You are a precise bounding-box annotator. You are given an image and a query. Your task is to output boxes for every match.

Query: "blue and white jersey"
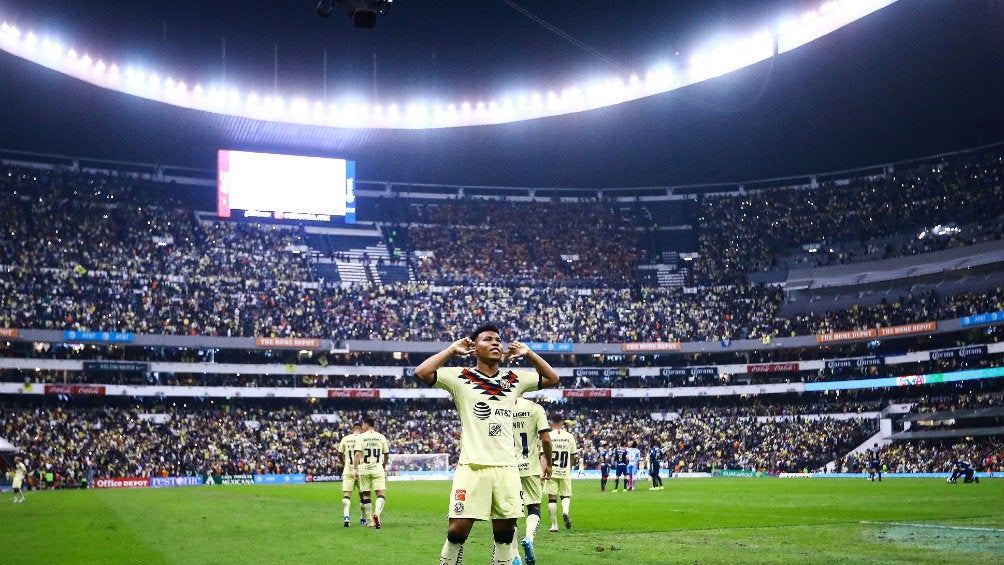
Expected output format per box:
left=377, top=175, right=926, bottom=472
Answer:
left=626, top=447, right=642, bottom=468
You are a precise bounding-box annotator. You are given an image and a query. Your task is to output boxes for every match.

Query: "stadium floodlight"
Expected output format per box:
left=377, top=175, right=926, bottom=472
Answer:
left=405, top=103, right=428, bottom=124
left=776, top=0, right=895, bottom=54
left=0, top=0, right=899, bottom=128
left=246, top=92, right=260, bottom=113
left=311, top=100, right=325, bottom=119
left=41, top=38, right=61, bottom=58
left=290, top=98, right=310, bottom=120
left=646, top=66, right=674, bottom=93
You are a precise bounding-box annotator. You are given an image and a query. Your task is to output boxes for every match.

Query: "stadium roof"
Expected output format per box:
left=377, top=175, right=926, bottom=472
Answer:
left=0, top=0, right=1002, bottom=188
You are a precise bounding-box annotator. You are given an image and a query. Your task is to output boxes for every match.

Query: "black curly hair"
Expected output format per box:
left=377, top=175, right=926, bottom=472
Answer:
left=470, top=323, right=501, bottom=342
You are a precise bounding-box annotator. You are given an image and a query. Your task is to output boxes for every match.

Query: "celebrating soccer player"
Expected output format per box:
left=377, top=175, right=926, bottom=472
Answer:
left=414, top=324, right=560, bottom=565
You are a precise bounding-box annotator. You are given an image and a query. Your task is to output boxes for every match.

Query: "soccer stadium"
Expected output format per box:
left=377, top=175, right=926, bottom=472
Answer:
left=0, top=1, right=1002, bottom=564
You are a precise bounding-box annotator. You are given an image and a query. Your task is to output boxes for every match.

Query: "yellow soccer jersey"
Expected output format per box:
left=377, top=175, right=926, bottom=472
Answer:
left=512, top=397, right=549, bottom=477
left=549, top=429, right=578, bottom=479
left=13, top=461, right=26, bottom=486
left=338, top=433, right=359, bottom=470
left=434, top=366, right=541, bottom=467
left=355, top=430, right=390, bottom=474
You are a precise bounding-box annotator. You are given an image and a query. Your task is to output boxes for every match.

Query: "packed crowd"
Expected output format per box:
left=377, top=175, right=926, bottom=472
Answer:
left=571, top=406, right=878, bottom=474
left=0, top=169, right=321, bottom=337
left=911, top=391, right=1004, bottom=412
left=0, top=403, right=458, bottom=484
left=1, top=148, right=1002, bottom=347
left=4, top=397, right=999, bottom=489
left=875, top=437, right=1001, bottom=474
left=2, top=257, right=1001, bottom=344
left=691, top=148, right=1004, bottom=285
left=406, top=200, right=645, bottom=284
left=770, top=218, right=1004, bottom=272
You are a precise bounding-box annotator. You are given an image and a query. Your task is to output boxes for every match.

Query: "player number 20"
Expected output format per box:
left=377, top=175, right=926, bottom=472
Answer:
left=551, top=450, right=569, bottom=468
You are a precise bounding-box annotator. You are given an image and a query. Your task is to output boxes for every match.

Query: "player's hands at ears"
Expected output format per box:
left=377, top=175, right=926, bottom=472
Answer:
left=506, top=340, right=531, bottom=360
left=450, top=337, right=475, bottom=357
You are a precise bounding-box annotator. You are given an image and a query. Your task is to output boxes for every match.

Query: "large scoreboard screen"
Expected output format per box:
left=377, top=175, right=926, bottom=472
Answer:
left=217, top=150, right=355, bottom=223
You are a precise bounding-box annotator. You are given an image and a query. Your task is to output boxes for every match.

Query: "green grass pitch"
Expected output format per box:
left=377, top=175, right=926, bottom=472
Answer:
left=2, top=478, right=1001, bottom=565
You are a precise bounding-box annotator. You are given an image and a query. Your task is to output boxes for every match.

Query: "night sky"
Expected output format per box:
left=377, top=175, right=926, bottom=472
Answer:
left=0, top=0, right=1001, bottom=188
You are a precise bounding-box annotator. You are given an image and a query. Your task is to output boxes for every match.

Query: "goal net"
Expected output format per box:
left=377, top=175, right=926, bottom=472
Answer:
left=387, top=453, right=451, bottom=474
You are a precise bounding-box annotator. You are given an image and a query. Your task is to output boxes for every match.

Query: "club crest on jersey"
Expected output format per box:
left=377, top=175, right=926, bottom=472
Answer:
left=453, top=502, right=465, bottom=514
left=489, top=423, right=502, bottom=436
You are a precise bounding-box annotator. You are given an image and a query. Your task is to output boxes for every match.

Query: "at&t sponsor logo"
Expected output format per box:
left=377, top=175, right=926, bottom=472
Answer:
left=473, top=401, right=491, bottom=420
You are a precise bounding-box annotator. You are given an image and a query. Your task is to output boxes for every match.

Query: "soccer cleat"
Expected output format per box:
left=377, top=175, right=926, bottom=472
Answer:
left=513, top=556, right=522, bottom=565
left=563, top=514, right=572, bottom=529
left=372, top=514, right=381, bottom=529
left=549, top=526, right=559, bottom=532
left=344, top=515, right=351, bottom=527
left=521, top=537, right=536, bottom=565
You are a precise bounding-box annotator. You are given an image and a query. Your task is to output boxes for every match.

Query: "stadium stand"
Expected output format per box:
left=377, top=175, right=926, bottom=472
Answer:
left=1, top=144, right=1002, bottom=485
